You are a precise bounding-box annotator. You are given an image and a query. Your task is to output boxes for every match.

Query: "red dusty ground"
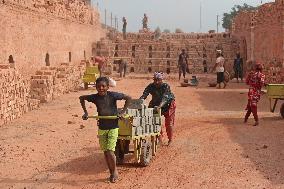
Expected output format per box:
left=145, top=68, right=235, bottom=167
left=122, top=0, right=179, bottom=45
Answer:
left=0, top=75, right=284, bottom=189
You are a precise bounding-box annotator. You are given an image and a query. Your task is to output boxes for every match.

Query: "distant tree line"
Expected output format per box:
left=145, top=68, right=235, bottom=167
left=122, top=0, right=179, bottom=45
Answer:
left=222, top=3, right=257, bottom=30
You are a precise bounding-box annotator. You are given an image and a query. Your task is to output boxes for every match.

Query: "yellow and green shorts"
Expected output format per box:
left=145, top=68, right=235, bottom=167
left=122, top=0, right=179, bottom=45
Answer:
left=98, top=128, right=119, bottom=152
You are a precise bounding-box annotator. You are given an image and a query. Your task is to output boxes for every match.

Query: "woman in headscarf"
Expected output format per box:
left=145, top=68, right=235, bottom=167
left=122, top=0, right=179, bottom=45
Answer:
left=244, top=62, right=265, bottom=126
left=140, top=72, right=176, bottom=145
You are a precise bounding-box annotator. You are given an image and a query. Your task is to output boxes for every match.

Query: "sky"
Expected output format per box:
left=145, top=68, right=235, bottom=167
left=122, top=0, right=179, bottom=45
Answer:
left=92, top=0, right=274, bottom=33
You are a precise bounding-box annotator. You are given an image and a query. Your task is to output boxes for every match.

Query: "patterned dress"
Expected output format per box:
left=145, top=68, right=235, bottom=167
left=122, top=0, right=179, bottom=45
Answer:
left=246, top=71, right=265, bottom=107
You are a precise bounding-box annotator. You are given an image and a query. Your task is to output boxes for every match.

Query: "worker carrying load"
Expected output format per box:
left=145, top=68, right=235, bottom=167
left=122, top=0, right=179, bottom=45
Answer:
left=94, top=56, right=107, bottom=77
left=140, top=72, right=176, bottom=146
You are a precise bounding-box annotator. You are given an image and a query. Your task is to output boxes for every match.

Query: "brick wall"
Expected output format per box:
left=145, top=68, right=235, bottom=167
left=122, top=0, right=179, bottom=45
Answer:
left=94, top=32, right=239, bottom=75
left=0, top=0, right=104, bottom=78
left=232, top=0, right=284, bottom=83
left=0, top=64, right=40, bottom=126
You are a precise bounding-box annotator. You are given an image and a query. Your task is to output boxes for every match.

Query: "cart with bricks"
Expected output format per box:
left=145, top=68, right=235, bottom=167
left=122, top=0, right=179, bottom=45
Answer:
left=89, top=99, right=161, bottom=166
left=82, top=66, right=100, bottom=89
left=267, top=84, right=284, bottom=118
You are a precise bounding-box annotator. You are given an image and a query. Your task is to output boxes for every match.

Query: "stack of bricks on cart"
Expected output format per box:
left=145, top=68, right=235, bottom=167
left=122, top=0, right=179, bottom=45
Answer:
left=30, top=63, right=85, bottom=103
left=0, top=64, right=40, bottom=126
left=121, top=99, right=161, bottom=136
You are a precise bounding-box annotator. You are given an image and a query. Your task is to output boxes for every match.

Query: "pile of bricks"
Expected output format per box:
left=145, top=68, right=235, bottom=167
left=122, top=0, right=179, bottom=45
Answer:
left=95, top=32, right=239, bottom=75
left=264, top=65, right=284, bottom=84
left=119, top=99, right=161, bottom=136
left=0, top=64, right=40, bottom=126
left=30, top=63, right=85, bottom=103
left=232, top=0, right=284, bottom=84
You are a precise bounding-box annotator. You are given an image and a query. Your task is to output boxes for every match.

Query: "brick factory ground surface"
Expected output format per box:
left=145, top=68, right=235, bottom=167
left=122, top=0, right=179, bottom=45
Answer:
left=0, top=75, right=283, bottom=189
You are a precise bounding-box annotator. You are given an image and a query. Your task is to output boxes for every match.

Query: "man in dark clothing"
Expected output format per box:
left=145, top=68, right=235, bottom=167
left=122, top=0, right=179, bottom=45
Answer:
left=202, top=54, right=208, bottom=73
left=8, top=55, right=14, bottom=64
left=79, top=77, right=131, bottom=183
left=142, top=13, right=148, bottom=29
left=140, top=72, right=176, bottom=146
left=122, top=17, right=127, bottom=40
left=118, top=59, right=127, bottom=78
left=178, top=49, right=189, bottom=80
left=234, top=53, right=244, bottom=82
left=45, top=52, right=50, bottom=66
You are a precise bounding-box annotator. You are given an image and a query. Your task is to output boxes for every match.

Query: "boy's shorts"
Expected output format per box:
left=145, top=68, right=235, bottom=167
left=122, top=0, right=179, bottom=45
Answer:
left=98, top=128, right=119, bottom=152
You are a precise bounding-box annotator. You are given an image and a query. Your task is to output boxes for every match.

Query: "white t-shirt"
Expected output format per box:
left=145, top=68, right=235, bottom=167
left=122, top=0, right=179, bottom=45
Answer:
left=216, top=57, right=225, bottom=72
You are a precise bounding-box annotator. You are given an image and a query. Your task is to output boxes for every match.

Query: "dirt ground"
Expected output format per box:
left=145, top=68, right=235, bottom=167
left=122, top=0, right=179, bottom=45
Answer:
left=0, top=74, right=284, bottom=189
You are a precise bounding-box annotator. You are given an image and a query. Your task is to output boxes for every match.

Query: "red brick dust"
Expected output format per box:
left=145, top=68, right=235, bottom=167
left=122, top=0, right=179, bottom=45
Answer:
left=0, top=75, right=284, bottom=189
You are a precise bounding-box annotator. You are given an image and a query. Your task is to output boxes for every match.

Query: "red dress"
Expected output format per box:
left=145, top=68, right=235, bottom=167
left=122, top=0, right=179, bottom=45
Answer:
left=246, top=71, right=265, bottom=107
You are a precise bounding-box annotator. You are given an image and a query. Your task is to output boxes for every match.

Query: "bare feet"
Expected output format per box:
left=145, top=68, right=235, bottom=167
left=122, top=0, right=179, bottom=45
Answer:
left=168, top=140, right=172, bottom=146
left=109, top=173, right=119, bottom=183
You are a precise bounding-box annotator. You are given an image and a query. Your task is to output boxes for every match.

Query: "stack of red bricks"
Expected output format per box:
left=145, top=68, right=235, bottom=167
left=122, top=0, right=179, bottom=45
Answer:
left=30, top=63, right=85, bottom=103
left=0, top=64, right=40, bottom=126
left=96, top=32, right=238, bottom=75
left=264, top=65, right=284, bottom=84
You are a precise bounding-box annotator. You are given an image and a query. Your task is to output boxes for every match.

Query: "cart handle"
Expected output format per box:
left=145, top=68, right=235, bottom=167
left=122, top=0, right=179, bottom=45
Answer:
left=88, top=114, right=130, bottom=120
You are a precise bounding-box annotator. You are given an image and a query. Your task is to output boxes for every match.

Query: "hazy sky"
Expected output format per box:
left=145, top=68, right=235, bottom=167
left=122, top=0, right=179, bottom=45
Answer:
left=93, top=0, right=274, bottom=33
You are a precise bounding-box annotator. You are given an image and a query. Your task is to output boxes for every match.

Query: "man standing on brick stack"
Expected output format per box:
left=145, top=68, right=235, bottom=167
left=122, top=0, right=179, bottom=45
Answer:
left=122, top=17, right=127, bottom=40
left=178, top=49, right=189, bottom=80
left=142, top=13, right=148, bottom=30
left=244, top=63, right=265, bottom=126
left=140, top=72, right=176, bottom=146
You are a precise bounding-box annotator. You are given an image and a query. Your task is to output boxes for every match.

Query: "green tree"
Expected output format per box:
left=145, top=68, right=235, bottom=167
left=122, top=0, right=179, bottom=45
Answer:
left=222, top=3, right=256, bottom=30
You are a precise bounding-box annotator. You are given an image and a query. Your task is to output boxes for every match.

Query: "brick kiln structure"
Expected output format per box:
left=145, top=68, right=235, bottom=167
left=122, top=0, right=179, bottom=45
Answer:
left=0, top=0, right=104, bottom=78
left=94, top=32, right=240, bottom=75
left=0, top=0, right=103, bottom=126
left=232, top=0, right=284, bottom=83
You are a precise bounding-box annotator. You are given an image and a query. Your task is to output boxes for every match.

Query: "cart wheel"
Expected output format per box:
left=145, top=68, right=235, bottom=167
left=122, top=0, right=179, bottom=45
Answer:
left=84, top=82, right=88, bottom=90
left=280, top=103, right=284, bottom=119
left=151, top=136, right=158, bottom=156
left=134, top=139, right=141, bottom=164
left=140, top=139, right=152, bottom=167
left=115, top=139, right=125, bottom=164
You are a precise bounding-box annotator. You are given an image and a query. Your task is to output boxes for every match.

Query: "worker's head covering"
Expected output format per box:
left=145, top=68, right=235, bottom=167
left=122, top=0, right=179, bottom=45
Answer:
left=153, top=72, right=164, bottom=80
left=255, top=62, right=263, bottom=71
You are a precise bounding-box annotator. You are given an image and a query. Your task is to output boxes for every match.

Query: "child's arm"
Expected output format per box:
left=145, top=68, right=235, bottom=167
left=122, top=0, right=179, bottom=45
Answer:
left=79, top=95, right=92, bottom=120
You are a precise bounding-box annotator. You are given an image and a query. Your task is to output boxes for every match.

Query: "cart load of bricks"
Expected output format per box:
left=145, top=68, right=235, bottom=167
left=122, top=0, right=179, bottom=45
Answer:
left=0, top=64, right=40, bottom=126
left=118, top=99, right=161, bottom=137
